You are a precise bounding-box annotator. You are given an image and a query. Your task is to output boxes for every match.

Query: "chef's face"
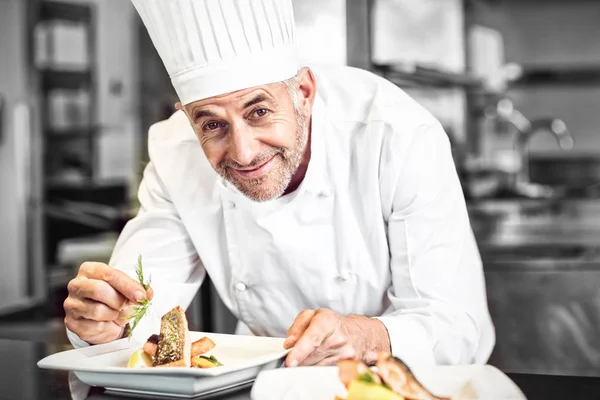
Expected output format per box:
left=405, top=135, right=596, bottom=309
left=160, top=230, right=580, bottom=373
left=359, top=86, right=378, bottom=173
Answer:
left=180, top=68, right=316, bottom=202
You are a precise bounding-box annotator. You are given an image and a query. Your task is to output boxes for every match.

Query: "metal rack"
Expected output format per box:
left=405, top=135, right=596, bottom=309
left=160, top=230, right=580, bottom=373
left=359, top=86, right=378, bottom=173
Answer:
left=38, top=1, right=97, bottom=189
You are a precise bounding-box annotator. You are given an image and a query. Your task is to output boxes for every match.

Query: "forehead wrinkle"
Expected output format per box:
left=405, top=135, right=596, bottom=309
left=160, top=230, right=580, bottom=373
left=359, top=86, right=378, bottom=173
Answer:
left=189, top=84, right=286, bottom=122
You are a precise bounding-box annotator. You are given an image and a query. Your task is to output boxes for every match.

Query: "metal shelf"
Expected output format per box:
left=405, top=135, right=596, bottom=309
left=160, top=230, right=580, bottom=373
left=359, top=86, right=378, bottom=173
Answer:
left=45, top=179, right=125, bottom=191
left=510, top=65, right=600, bottom=87
left=373, top=63, right=484, bottom=89
left=40, top=1, right=92, bottom=24
left=42, top=69, right=92, bottom=91
left=46, top=126, right=98, bottom=139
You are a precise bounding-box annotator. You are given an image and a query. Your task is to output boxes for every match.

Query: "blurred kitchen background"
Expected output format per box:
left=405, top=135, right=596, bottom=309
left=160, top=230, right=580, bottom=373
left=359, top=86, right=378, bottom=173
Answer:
left=1, top=0, right=599, bottom=379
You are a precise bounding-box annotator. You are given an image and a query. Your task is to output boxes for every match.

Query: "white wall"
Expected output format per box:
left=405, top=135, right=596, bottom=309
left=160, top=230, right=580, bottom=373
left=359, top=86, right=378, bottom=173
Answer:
left=372, top=0, right=465, bottom=72
left=494, top=1, right=600, bottom=66
left=293, top=0, right=347, bottom=66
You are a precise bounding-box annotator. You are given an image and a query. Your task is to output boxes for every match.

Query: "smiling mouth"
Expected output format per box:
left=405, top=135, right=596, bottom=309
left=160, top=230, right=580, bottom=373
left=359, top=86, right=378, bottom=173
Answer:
left=232, top=156, right=277, bottom=180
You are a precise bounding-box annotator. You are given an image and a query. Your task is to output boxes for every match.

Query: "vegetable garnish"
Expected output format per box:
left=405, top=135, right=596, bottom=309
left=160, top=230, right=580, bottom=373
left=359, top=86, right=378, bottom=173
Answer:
left=199, top=355, right=223, bottom=366
left=127, top=255, right=152, bottom=338
left=357, top=373, right=378, bottom=384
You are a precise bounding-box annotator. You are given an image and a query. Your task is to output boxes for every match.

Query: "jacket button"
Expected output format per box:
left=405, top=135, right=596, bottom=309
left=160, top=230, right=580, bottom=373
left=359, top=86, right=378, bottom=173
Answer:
left=235, top=282, right=247, bottom=292
left=229, top=201, right=237, bottom=209
left=340, top=270, right=354, bottom=281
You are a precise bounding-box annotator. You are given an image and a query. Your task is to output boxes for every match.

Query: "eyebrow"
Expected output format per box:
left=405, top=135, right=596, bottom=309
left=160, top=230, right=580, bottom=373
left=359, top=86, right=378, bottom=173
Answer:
left=191, top=93, right=273, bottom=124
left=191, top=109, right=218, bottom=124
left=242, top=93, right=272, bottom=109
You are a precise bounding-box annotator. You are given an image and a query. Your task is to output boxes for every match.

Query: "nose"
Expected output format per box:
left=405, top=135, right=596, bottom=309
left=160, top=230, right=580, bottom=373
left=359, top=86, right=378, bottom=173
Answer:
left=227, top=123, right=257, bottom=166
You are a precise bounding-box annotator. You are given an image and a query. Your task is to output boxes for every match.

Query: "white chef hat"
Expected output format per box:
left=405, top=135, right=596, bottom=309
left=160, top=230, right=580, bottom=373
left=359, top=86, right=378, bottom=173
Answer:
left=131, top=0, right=299, bottom=105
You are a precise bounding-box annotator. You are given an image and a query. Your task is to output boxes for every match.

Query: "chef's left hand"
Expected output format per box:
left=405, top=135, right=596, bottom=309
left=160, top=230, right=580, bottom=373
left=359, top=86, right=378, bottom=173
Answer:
left=283, top=308, right=391, bottom=367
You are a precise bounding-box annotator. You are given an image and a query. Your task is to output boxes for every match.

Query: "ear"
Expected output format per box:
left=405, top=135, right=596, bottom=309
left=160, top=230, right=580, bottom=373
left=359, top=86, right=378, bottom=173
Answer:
left=175, top=101, right=192, bottom=122
left=295, top=67, right=317, bottom=119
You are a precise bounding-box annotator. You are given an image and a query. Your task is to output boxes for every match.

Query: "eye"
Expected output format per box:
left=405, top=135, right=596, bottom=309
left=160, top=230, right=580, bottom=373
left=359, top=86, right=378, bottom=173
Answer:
left=203, top=121, right=221, bottom=131
left=251, top=108, right=269, bottom=118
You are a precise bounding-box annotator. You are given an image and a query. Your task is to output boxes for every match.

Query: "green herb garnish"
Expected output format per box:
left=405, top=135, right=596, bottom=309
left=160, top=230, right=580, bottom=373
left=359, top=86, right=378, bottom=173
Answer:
left=199, top=355, right=223, bottom=366
left=135, top=254, right=151, bottom=290
left=357, top=372, right=377, bottom=384
left=127, top=255, right=152, bottom=338
left=356, top=372, right=393, bottom=391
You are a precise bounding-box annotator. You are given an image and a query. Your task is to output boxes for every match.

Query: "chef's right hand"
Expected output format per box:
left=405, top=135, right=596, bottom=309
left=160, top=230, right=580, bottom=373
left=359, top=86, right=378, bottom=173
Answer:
left=63, top=262, right=154, bottom=345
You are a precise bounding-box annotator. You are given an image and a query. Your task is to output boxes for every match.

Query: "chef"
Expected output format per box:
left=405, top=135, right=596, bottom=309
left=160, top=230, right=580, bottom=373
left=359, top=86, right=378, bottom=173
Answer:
left=64, top=0, right=495, bottom=368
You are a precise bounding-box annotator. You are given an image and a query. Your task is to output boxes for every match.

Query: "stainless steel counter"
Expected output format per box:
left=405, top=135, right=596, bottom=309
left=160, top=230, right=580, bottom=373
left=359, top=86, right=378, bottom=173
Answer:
left=469, top=198, right=600, bottom=377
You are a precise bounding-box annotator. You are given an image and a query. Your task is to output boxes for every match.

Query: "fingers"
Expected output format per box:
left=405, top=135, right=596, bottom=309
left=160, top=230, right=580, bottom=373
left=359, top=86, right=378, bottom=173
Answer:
left=64, top=297, right=120, bottom=322
left=78, top=262, right=149, bottom=303
left=64, top=261, right=153, bottom=345
left=64, top=317, right=123, bottom=345
left=311, top=345, right=359, bottom=366
left=117, top=304, right=138, bottom=326
left=286, top=309, right=334, bottom=367
left=314, top=356, right=340, bottom=367
left=284, top=309, right=316, bottom=349
left=297, top=334, right=356, bottom=366
left=68, top=278, right=128, bottom=311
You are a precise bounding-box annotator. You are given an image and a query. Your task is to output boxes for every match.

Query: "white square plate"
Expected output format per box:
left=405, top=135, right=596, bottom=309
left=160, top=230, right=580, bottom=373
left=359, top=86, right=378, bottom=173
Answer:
left=37, top=332, right=289, bottom=398
left=251, top=364, right=527, bottom=400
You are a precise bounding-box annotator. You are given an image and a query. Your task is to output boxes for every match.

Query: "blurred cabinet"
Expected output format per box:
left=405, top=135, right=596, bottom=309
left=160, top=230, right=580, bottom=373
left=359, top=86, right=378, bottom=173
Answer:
left=486, top=267, right=600, bottom=376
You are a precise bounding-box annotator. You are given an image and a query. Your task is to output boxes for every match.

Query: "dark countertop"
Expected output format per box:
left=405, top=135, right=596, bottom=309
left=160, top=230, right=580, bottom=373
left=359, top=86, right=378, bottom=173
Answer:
left=1, top=336, right=600, bottom=400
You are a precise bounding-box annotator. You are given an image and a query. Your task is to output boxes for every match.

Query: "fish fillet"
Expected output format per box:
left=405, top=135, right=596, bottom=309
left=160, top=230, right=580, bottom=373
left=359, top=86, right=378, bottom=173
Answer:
left=153, top=306, right=191, bottom=367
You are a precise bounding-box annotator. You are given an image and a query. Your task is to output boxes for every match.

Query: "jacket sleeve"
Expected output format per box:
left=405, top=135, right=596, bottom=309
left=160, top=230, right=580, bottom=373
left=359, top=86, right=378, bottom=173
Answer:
left=67, top=160, right=205, bottom=348
left=374, top=121, right=494, bottom=367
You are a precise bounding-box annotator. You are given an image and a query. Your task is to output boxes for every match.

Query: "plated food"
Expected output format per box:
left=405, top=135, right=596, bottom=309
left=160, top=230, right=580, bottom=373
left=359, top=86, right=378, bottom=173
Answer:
left=127, top=305, right=223, bottom=369
left=336, top=353, right=448, bottom=400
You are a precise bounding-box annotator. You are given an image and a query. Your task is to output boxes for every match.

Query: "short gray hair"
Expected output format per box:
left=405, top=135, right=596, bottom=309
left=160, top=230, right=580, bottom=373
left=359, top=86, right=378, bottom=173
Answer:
left=283, top=75, right=301, bottom=114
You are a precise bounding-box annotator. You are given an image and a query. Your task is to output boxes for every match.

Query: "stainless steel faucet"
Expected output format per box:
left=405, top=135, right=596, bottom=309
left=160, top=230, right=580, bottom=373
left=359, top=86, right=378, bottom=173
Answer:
left=515, top=117, right=574, bottom=184
left=490, top=98, right=574, bottom=197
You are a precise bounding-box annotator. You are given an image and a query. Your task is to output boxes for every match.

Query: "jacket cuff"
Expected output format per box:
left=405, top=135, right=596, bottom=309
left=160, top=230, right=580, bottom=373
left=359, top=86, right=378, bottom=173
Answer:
left=66, top=324, right=130, bottom=349
left=374, top=315, right=436, bottom=368
left=66, top=327, right=91, bottom=349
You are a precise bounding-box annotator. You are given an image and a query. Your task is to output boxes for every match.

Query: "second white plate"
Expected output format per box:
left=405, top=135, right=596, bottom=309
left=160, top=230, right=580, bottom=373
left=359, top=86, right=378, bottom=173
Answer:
left=251, top=364, right=527, bottom=400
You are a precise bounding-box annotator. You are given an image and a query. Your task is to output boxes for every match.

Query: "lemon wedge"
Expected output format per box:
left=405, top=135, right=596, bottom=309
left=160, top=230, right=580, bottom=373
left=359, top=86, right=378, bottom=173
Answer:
left=346, top=380, right=403, bottom=400
left=127, top=348, right=153, bottom=368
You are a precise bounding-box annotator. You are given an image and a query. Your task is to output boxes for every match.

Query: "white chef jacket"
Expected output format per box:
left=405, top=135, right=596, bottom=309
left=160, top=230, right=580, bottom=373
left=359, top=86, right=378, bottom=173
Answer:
left=67, top=65, right=495, bottom=367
